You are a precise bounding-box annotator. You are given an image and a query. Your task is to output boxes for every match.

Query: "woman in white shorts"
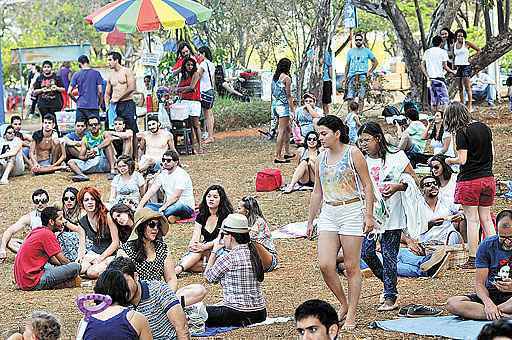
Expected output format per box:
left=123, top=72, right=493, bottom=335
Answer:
left=307, top=115, right=375, bottom=330
left=175, top=57, right=203, bottom=154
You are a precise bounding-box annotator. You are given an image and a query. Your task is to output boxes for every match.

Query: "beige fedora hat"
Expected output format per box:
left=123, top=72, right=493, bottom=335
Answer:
left=128, top=208, right=169, bottom=242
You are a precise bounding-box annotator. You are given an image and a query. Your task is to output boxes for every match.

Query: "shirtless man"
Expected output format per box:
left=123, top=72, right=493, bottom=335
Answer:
left=29, top=114, right=66, bottom=175
left=104, top=51, right=138, bottom=134
left=0, top=189, right=86, bottom=263
left=138, top=115, right=176, bottom=173
left=110, top=116, right=134, bottom=158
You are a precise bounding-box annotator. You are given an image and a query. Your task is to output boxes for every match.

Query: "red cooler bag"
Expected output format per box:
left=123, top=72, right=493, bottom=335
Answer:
left=256, top=168, right=283, bottom=192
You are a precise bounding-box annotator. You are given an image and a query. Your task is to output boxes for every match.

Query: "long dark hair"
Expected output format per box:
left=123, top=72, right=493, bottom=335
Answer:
left=317, top=115, right=350, bottom=145
left=131, top=218, right=165, bottom=263
left=273, top=58, right=291, bottom=81
left=357, top=121, right=395, bottom=161
left=440, top=27, right=455, bottom=45
left=302, top=130, right=321, bottom=149
left=62, top=187, right=80, bottom=223
left=196, top=185, right=233, bottom=230
left=240, top=196, right=266, bottom=228
left=428, top=154, right=453, bottom=181
left=94, top=270, right=131, bottom=306
left=177, top=41, right=194, bottom=59
left=181, top=57, right=197, bottom=79
left=109, top=203, right=134, bottom=243
left=229, top=231, right=264, bottom=282
left=429, top=115, right=445, bottom=142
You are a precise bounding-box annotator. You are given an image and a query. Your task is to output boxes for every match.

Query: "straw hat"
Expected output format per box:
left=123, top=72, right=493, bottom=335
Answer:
left=128, top=208, right=169, bottom=242
left=221, top=213, right=249, bottom=234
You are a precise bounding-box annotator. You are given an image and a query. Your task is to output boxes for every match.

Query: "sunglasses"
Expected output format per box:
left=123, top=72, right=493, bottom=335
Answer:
left=63, top=196, right=76, bottom=202
left=33, top=198, right=49, bottom=205
left=430, top=165, right=441, bottom=170
left=161, top=158, right=174, bottom=163
left=422, top=181, right=438, bottom=188
left=146, top=220, right=161, bottom=229
left=5, top=130, right=14, bottom=135
left=499, top=235, right=512, bottom=242
left=355, top=39, right=363, bottom=42
left=89, top=123, right=99, bottom=127
left=307, top=137, right=318, bottom=142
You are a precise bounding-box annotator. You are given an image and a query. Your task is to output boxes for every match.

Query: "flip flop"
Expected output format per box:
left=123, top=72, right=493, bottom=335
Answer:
left=274, top=159, right=290, bottom=164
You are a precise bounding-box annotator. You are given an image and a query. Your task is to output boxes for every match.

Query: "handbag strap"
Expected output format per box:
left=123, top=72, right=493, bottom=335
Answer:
left=444, top=229, right=466, bottom=251
left=347, top=146, right=364, bottom=203
left=206, top=61, right=214, bottom=91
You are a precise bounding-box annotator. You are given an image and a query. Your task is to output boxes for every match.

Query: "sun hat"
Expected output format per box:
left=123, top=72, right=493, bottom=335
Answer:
left=128, top=208, right=169, bottom=241
left=221, top=213, right=249, bottom=234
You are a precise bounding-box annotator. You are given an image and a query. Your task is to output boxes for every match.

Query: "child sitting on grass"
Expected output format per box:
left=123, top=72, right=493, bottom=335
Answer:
left=6, top=311, right=61, bottom=340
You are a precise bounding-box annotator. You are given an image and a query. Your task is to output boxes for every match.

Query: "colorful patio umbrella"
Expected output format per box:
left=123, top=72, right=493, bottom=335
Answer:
left=85, top=0, right=212, bottom=33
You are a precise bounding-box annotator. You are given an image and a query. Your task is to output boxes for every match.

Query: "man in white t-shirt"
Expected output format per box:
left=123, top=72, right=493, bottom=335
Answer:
left=471, top=69, right=496, bottom=106
left=139, top=150, right=195, bottom=222
left=421, top=35, right=456, bottom=112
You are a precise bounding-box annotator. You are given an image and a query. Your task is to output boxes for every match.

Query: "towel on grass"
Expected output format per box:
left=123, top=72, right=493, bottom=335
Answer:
left=271, top=221, right=317, bottom=239
left=371, top=315, right=491, bottom=340
left=192, top=316, right=293, bottom=337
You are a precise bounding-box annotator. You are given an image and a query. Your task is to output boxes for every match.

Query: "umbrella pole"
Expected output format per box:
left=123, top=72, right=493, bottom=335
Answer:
left=148, top=32, right=152, bottom=53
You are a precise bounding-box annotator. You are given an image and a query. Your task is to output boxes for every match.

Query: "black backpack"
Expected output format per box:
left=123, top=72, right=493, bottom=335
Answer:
left=382, top=105, right=400, bottom=118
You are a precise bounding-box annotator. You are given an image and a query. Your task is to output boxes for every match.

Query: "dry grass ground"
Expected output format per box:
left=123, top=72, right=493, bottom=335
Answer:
left=0, top=107, right=510, bottom=339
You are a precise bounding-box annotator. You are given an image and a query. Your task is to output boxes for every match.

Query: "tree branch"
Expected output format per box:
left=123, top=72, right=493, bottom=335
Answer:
left=352, top=0, right=387, bottom=18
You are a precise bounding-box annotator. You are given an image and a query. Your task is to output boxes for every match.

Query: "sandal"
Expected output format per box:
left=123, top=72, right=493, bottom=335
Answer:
left=341, top=323, right=357, bottom=331
left=284, top=154, right=296, bottom=159
left=274, top=158, right=290, bottom=164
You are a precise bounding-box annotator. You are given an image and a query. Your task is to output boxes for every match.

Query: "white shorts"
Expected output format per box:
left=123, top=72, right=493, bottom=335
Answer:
left=317, top=200, right=365, bottom=236
left=182, top=100, right=201, bottom=117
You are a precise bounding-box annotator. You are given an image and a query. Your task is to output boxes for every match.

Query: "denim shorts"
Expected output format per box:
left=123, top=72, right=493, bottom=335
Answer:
left=74, top=155, right=110, bottom=174
left=456, top=65, right=472, bottom=78
left=346, top=74, right=367, bottom=99
left=272, top=104, right=290, bottom=118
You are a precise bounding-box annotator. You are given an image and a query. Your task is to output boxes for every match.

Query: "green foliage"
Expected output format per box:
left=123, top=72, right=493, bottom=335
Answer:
left=214, top=97, right=270, bottom=131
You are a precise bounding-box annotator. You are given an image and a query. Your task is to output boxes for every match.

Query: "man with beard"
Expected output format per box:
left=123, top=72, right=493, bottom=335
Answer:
left=13, top=206, right=81, bottom=290
left=447, top=210, right=512, bottom=321
left=32, top=60, right=65, bottom=134
left=343, top=32, right=378, bottom=113
left=138, top=115, right=176, bottom=174
left=29, top=114, right=67, bottom=175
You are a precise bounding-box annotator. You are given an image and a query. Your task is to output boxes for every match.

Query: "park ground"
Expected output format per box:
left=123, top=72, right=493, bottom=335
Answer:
left=0, top=105, right=511, bottom=339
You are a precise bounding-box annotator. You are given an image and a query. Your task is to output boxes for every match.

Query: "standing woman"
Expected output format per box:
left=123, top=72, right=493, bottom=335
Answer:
left=453, top=28, right=480, bottom=112
left=78, top=186, right=120, bottom=279
left=272, top=58, right=295, bottom=163
left=307, top=115, right=375, bottom=329
left=439, top=28, right=455, bottom=69
left=198, top=46, right=216, bottom=144
left=357, top=122, right=417, bottom=312
left=175, top=57, right=203, bottom=154
left=175, top=185, right=233, bottom=275
left=444, top=102, right=495, bottom=268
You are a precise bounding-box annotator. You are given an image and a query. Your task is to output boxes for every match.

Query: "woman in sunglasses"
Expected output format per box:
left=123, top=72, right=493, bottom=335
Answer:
left=429, top=155, right=457, bottom=206
left=238, top=196, right=278, bottom=272
left=57, top=187, right=86, bottom=262
left=109, top=155, right=146, bottom=209
left=294, top=93, right=324, bottom=140
left=0, top=124, right=24, bottom=184
left=284, top=130, right=321, bottom=193
left=78, top=186, right=119, bottom=279
left=175, top=185, right=233, bottom=275
left=204, top=213, right=267, bottom=327
left=119, top=208, right=206, bottom=307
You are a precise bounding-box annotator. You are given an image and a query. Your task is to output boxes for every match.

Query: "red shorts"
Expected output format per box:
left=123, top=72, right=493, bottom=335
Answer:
left=454, top=176, right=496, bottom=207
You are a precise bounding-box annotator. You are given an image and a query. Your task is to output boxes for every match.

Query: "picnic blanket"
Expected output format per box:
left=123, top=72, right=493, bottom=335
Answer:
left=371, top=315, right=491, bottom=340
left=192, top=316, right=293, bottom=337
left=271, top=221, right=317, bottom=239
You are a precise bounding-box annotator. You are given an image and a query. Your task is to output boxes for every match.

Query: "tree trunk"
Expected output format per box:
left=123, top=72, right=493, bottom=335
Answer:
left=307, top=0, right=331, bottom=100
left=414, top=0, right=427, bottom=50
left=470, top=30, right=512, bottom=73
left=483, top=7, right=493, bottom=42
left=497, top=0, right=506, bottom=33
left=425, top=0, right=463, bottom=46
left=474, top=1, right=481, bottom=27
left=506, top=0, right=510, bottom=29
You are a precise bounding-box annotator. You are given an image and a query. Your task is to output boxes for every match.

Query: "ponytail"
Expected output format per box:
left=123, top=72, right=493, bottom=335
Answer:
left=230, top=232, right=265, bottom=282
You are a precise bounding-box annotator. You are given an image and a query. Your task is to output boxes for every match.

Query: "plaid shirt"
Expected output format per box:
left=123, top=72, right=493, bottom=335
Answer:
left=205, top=244, right=266, bottom=311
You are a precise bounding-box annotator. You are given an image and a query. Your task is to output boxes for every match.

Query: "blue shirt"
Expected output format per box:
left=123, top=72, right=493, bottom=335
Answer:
left=65, top=131, right=82, bottom=142
left=323, top=51, right=333, bottom=81
left=345, top=112, right=358, bottom=144
left=346, top=48, right=375, bottom=77
left=475, top=235, right=512, bottom=291
left=70, top=69, right=103, bottom=109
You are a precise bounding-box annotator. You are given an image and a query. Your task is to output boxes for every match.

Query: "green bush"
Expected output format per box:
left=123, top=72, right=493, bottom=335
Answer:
left=213, top=97, right=270, bottom=131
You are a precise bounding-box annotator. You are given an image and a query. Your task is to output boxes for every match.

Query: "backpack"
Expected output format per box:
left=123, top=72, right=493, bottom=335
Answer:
left=382, top=105, right=400, bottom=118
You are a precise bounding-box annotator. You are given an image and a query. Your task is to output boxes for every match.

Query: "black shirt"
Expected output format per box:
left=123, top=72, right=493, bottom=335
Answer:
left=33, top=73, right=64, bottom=109
left=456, top=121, right=493, bottom=181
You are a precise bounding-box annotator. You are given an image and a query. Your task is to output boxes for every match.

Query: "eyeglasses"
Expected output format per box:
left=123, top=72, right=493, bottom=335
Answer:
left=63, top=196, right=76, bottom=202
left=307, top=137, right=318, bottom=142
left=5, top=130, right=14, bottom=135
left=146, top=220, right=161, bottom=229
left=33, top=198, right=49, bottom=205
left=421, top=181, right=438, bottom=188
left=161, top=158, right=174, bottom=163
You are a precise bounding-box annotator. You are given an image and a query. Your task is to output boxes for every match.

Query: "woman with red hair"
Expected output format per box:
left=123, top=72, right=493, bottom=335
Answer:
left=78, top=186, right=119, bottom=279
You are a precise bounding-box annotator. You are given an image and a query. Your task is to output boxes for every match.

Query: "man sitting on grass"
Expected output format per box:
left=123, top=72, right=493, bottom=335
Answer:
left=138, top=115, right=176, bottom=174
left=61, top=118, right=87, bottom=160
left=139, top=150, right=194, bottom=223
left=13, top=206, right=81, bottom=291
left=29, top=114, right=67, bottom=175
left=447, top=210, right=512, bottom=320
left=295, top=299, right=339, bottom=340
left=110, top=116, right=134, bottom=158
left=68, top=116, right=116, bottom=182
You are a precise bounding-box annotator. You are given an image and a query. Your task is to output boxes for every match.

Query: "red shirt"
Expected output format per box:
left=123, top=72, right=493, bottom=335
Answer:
left=14, top=227, right=61, bottom=290
left=178, top=75, right=201, bottom=101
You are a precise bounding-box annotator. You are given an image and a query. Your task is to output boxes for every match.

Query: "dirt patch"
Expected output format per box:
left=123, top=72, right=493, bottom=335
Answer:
left=0, top=104, right=510, bottom=339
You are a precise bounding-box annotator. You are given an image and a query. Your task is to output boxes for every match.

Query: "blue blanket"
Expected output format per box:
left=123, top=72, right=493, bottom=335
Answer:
left=372, top=316, right=491, bottom=340
left=193, top=326, right=238, bottom=337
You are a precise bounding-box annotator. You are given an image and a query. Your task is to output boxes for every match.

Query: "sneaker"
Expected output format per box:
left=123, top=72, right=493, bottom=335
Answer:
left=406, top=305, right=442, bottom=318
left=420, top=248, right=447, bottom=272
left=428, top=253, right=450, bottom=278
left=379, top=293, right=399, bottom=304
left=398, top=304, right=419, bottom=317
left=378, top=298, right=399, bottom=311
left=72, top=174, right=90, bottom=182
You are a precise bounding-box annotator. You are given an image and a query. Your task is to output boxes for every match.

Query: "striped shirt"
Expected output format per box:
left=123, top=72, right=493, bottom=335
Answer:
left=133, top=280, right=180, bottom=340
left=204, top=244, right=266, bottom=312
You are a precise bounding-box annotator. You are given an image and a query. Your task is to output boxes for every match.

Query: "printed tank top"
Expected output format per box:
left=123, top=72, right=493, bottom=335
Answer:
left=319, top=147, right=359, bottom=203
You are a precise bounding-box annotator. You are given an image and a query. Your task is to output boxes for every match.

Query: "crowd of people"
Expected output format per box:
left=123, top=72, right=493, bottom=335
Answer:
left=0, top=30, right=510, bottom=339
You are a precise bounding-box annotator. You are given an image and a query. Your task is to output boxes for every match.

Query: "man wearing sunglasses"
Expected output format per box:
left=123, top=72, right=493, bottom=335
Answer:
left=0, top=189, right=49, bottom=262
left=343, top=32, right=378, bottom=113
left=68, top=116, right=116, bottom=182
left=139, top=150, right=195, bottom=223
left=138, top=115, right=176, bottom=174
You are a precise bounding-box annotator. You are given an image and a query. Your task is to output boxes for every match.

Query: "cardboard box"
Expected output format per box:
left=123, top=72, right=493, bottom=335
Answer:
left=391, top=61, right=406, bottom=74
left=382, top=73, right=402, bottom=91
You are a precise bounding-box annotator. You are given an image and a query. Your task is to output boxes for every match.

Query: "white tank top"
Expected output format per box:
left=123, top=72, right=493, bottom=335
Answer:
left=454, top=42, right=469, bottom=66
left=29, top=210, right=42, bottom=229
